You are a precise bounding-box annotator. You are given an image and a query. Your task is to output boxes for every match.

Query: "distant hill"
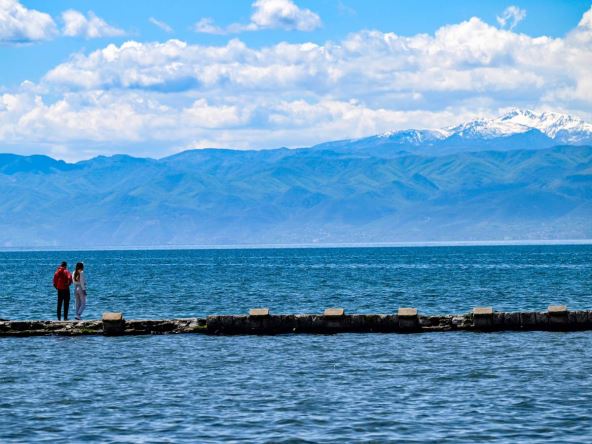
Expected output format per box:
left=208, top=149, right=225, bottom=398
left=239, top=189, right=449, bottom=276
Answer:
left=0, top=110, right=591, bottom=247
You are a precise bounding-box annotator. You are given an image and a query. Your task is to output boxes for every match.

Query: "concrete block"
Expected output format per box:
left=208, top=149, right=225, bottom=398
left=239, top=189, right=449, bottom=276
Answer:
left=102, top=312, right=125, bottom=335
left=548, top=305, right=568, bottom=315
left=397, top=307, right=419, bottom=330
left=249, top=308, right=270, bottom=317
left=323, top=307, right=345, bottom=317
left=102, top=312, right=123, bottom=321
left=398, top=307, right=417, bottom=317
left=548, top=305, right=568, bottom=328
left=473, top=307, right=494, bottom=328
left=473, top=307, right=493, bottom=315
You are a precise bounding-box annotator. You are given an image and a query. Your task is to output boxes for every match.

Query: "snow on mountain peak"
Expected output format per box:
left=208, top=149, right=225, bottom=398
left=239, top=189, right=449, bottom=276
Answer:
left=372, top=110, right=591, bottom=148
left=444, top=110, right=592, bottom=142
left=447, top=117, right=530, bottom=139
left=497, top=109, right=592, bottom=138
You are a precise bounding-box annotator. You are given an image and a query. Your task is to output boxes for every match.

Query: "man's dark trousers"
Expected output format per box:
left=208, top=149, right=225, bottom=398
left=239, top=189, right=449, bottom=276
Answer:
left=57, top=288, right=70, bottom=320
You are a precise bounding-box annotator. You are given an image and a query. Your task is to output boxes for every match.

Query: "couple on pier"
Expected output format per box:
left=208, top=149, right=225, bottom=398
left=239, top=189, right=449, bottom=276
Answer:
left=53, top=261, right=87, bottom=321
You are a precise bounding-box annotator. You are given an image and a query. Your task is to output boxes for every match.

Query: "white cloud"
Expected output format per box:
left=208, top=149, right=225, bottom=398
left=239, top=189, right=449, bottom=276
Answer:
left=149, top=17, right=173, bottom=33
left=0, top=0, right=57, bottom=43
left=0, top=90, right=473, bottom=160
left=194, top=0, right=321, bottom=34
left=193, top=18, right=226, bottom=35
left=2, top=7, right=592, bottom=159
left=249, top=0, right=321, bottom=31
left=570, top=5, right=592, bottom=43
left=43, top=17, right=584, bottom=102
left=497, top=5, right=526, bottom=30
left=580, top=6, right=592, bottom=28
left=62, top=9, right=124, bottom=38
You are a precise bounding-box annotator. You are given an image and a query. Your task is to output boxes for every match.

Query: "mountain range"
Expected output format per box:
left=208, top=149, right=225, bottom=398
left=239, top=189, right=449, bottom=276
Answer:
left=314, top=109, right=592, bottom=155
left=0, top=110, right=591, bottom=247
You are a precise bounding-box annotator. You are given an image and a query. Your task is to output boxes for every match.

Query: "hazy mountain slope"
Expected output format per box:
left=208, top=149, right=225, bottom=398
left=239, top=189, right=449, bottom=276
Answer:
left=0, top=145, right=590, bottom=247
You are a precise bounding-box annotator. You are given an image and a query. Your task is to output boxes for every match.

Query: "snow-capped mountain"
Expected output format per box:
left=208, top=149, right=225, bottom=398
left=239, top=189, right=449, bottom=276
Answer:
left=319, top=110, right=592, bottom=155
left=448, top=110, right=592, bottom=143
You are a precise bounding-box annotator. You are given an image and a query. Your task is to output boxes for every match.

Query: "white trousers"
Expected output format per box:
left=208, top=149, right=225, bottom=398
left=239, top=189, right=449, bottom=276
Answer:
left=75, top=287, right=87, bottom=319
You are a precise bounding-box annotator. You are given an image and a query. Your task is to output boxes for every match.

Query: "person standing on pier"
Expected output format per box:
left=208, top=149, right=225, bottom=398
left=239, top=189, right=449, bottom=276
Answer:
left=53, top=261, right=73, bottom=321
left=73, top=262, right=87, bottom=320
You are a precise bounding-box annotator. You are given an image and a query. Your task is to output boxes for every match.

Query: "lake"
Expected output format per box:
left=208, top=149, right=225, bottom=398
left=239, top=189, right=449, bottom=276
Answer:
left=0, top=245, right=591, bottom=442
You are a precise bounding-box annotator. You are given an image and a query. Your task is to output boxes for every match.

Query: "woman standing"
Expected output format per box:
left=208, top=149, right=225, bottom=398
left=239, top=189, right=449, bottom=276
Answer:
left=73, top=262, right=87, bottom=320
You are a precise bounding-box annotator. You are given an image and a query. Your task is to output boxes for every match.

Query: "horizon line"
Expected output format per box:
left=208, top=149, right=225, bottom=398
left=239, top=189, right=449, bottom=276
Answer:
left=1, top=239, right=591, bottom=253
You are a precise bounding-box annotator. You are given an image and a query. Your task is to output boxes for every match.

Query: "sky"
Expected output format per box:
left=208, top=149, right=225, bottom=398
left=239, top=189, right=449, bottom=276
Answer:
left=0, top=0, right=591, bottom=160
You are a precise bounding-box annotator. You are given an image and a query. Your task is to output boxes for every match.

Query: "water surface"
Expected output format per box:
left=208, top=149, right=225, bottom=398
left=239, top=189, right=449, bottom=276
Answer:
left=0, top=245, right=590, bottom=320
left=1, top=332, right=592, bottom=443
left=1, top=245, right=591, bottom=442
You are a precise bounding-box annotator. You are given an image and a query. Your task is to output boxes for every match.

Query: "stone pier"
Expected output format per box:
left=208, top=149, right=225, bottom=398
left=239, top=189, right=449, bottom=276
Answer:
left=1, top=306, right=592, bottom=337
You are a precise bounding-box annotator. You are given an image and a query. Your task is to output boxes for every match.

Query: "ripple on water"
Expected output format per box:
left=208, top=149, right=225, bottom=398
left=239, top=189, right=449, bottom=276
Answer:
left=0, top=245, right=591, bottom=320
left=1, top=246, right=591, bottom=442
left=1, top=332, right=592, bottom=442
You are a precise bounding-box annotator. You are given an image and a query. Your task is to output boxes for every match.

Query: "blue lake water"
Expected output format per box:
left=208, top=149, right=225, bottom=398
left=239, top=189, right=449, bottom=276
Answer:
left=0, top=245, right=591, bottom=320
left=1, top=245, right=592, bottom=442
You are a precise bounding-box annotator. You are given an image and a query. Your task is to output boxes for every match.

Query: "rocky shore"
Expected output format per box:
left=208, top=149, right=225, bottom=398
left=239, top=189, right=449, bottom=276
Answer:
left=1, top=306, right=590, bottom=337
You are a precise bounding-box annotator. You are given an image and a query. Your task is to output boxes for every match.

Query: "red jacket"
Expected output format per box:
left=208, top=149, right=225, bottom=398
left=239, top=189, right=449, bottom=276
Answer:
left=53, top=267, right=73, bottom=290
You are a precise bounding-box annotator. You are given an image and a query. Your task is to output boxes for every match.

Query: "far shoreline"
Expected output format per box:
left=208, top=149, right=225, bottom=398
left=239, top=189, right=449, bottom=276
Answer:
left=1, top=239, right=591, bottom=253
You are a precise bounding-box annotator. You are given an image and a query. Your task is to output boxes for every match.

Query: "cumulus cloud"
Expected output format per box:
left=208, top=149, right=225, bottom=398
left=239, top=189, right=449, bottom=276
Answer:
left=62, top=9, right=124, bottom=38
left=248, top=0, right=321, bottom=31
left=496, top=5, right=526, bottom=30
left=0, top=0, right=57, bottom=43
left=570, top=5, right=592, bottom=43
left=149, top=17, right=173, bottom=33
left=2, top=7, right=592, bottom=159
left=0, top=90, right=472, bottom=160
left=194, top=0, right=321, bottom=34
left=43, top=18, right=583, bottom=102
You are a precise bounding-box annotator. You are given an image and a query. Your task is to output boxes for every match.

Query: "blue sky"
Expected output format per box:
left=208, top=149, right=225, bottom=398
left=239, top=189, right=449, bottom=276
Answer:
left=1, top=0, right=591, bottom=160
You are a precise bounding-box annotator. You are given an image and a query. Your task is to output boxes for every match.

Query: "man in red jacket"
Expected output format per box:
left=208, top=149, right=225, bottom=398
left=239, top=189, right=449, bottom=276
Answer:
left=53, top=261, right=73, bottom=321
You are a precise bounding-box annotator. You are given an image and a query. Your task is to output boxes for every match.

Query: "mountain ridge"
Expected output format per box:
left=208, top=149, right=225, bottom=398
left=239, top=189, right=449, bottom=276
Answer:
left=311, top=109, right=592, bottom=157
left=0, top=110, right=590, bottom=247
left=0, top=143, right=590, bottom=247
left=2, top=109, right=591, bottom=168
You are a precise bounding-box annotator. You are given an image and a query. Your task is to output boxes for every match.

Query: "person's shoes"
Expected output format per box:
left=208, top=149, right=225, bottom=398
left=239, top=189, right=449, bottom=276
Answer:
left=75, top=316, right=81, bottom=320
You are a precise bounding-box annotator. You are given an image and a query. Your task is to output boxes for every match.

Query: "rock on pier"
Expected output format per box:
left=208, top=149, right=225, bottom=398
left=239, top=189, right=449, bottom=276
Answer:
left=0, top=306, right=590, bottom=337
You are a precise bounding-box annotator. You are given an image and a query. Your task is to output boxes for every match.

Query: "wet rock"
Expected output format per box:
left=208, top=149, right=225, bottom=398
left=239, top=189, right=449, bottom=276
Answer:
left=520, top=312, right=537, bottom=329
left=2, top=310, right=592, bottom=337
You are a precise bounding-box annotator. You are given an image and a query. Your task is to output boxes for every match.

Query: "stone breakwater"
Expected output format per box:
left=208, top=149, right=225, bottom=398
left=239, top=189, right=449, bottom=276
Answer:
left=1, top=306, right=592, bottom=337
